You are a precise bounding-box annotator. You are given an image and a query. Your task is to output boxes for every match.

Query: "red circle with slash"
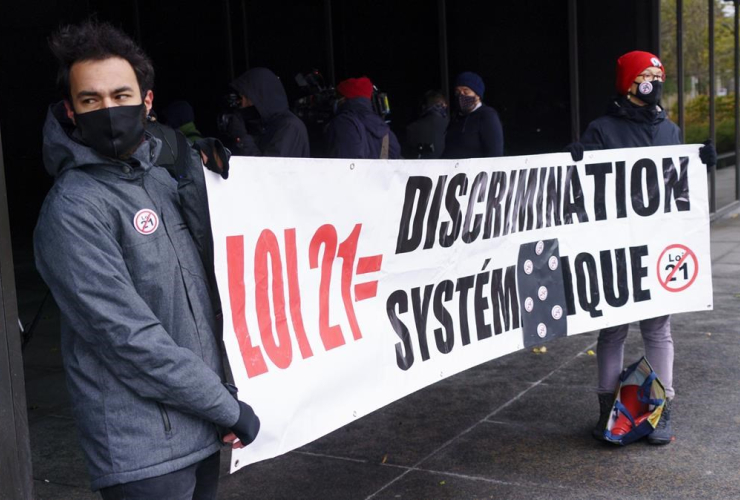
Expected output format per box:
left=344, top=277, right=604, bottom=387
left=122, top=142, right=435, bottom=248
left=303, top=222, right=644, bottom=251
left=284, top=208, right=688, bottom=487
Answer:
left=657, top=244, right=699, bottom=292
left=133, top=209, right=159, bottom=235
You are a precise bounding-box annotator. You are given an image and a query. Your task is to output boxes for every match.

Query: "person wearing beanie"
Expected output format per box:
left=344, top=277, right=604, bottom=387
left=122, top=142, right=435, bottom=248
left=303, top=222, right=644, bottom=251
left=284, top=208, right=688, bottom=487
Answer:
left=223, top=67, right=310, bottom=157
left=442, top=71, right=504, bottom=159
left=565, top=50, right=717, bottom=446
left=162, top=100, right=204, bottom=144
left=325, top=76, right=401, bottom=159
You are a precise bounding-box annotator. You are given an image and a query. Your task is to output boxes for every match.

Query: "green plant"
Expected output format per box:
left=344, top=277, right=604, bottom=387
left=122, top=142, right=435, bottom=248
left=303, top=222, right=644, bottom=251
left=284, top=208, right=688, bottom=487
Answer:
left=671, top=94, right=738, bottom=153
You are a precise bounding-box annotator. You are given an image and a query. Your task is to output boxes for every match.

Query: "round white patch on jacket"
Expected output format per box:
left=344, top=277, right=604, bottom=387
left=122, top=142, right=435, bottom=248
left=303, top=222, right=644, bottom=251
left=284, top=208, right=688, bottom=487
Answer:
left=133, top=209, right=159, bottom=235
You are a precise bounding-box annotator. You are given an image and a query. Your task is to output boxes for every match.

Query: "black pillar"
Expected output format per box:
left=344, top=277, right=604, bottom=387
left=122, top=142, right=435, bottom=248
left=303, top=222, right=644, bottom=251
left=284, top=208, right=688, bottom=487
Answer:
left=651, top=0, right=661, bottom=55
left=438, top=0, right=449, bottom=100
left=240, top=0, right=250, bottom=70
left=0, top=121, right=34, bottom=499
left=709, top=0, right=717, bottom=213
left=735, top=0, right=740, bottom=201
left=224, top=0, right=235, bottom=82
left=324, top=0, right=336, bottom=87
left=132, top=0, right=142, bottom=44
left=568, top=0, right=580, bottom=141
left=677, top=0, right=685, bottom=142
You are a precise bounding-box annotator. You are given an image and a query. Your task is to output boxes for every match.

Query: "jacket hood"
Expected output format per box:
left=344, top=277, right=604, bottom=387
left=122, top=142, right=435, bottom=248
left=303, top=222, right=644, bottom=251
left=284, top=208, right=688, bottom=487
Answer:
left=606, top=96, right=667, bottom=125
left=230, top=67, right=289, bottom=122
left=340, top=97, right=390, bottom=139
left=43, top=101, right=161, bottom=178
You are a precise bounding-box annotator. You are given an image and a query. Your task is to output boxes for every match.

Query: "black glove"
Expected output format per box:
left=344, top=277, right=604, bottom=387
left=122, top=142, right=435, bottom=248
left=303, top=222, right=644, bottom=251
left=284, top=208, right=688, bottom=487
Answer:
left=231, top=400, right=260, bottom=446
left=564, top=141, right=585, bottom=162
left=194, top=138, right=231, bottom=179
left=699, top=139, right=717, bottom=166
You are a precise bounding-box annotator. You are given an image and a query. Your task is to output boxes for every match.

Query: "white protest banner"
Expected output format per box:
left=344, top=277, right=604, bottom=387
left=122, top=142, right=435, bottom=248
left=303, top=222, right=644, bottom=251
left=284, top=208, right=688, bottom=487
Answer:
left=205, top=145, right=712, bottom=471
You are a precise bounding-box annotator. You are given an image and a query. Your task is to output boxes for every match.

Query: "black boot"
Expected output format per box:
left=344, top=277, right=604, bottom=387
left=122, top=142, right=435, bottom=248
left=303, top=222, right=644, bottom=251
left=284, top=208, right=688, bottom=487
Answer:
left=592, top=392, right=614, bottom=441
left=648, top=398, right=674, bottom=445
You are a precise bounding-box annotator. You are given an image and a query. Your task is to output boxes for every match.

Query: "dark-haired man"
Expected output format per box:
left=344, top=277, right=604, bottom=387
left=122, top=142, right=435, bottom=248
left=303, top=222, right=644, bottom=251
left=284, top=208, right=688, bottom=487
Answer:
left=34, top=20, right=259, bottom=499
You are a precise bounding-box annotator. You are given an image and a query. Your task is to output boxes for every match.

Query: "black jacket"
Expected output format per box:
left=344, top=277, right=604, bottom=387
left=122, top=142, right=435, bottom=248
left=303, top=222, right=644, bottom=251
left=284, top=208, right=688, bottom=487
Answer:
left=403, top=108, right=448, bottom=159
left=229, top=67, right=310, bottom=157
left=443, top=104, right=504, bottom=159
left=325, top=97, right=401, bottom=159
left=581, top=96, right=682, bottom=150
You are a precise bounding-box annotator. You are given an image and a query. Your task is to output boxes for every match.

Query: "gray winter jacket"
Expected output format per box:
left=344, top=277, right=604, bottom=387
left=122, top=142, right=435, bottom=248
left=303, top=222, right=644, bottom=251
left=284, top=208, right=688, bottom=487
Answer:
left=34, top=104, right=241, bottom=490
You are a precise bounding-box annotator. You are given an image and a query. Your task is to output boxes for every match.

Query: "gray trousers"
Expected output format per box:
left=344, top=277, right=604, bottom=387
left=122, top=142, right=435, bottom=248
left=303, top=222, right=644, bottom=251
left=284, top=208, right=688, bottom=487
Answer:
left=597, top=315, right=674, bottom=398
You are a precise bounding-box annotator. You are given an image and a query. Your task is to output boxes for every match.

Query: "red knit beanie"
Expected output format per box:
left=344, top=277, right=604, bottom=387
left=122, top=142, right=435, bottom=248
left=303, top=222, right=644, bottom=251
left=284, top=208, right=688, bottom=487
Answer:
left=337, top=76, right=374, bottom=99
left=615, top=51, right=664, bottom=95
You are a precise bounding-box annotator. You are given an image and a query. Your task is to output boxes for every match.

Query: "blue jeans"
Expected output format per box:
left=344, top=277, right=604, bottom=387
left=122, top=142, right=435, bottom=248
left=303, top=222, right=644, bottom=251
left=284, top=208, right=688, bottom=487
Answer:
left=99, top=452, right=220, bottom=500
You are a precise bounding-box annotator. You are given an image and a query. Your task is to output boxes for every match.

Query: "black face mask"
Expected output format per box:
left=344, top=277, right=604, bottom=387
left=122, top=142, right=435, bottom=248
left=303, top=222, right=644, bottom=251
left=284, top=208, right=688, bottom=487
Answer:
left=458, top=94, right=478, bottom=114
left=75, top=104, right=147, bottom=159
left=240, top=105, right=261, bottom=123
left=631, top=80, right=663, bottom=106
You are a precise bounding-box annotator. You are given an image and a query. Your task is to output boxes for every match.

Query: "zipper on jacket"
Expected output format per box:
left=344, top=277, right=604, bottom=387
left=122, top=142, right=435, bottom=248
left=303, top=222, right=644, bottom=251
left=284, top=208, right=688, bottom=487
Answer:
left=158, top=403, right=172, bottom=433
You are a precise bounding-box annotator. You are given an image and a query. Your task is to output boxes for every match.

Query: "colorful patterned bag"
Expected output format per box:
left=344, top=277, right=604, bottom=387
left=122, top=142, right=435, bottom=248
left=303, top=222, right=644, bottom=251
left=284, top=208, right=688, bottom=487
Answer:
left=603, top=357, right=666, bottom=445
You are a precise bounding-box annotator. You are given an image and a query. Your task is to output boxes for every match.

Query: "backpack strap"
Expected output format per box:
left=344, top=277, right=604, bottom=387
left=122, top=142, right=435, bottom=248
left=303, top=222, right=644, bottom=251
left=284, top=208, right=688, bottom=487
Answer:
left=146, top=121, right=180, bottom=177
left=172, top=129, right=192, bottom=180
left=380, top=133, right=390, bottom=159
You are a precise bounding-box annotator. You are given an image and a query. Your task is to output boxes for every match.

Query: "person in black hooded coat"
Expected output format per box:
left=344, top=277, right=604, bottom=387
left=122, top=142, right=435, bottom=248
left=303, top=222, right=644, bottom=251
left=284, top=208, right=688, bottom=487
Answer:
left=225, top=67, right=310, bottom=157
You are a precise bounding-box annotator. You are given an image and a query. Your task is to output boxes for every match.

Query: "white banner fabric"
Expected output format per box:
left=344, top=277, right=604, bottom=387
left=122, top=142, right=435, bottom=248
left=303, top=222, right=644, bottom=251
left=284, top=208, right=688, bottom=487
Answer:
left=204, top=145, right=712, bottom=472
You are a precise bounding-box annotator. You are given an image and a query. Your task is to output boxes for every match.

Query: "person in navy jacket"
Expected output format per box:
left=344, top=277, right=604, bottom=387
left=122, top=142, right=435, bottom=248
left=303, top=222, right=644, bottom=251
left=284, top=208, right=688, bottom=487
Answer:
left=443, top=71, right=504, bottom=159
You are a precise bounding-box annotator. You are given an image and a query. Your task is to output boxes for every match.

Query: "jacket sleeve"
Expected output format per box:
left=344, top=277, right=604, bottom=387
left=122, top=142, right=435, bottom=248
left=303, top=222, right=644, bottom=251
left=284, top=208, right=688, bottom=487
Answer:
left=579, top=122, right=606, bottom=151
left=480, top=108, right=504, bottom=157
left=263, top=120, right=310, bottom=158
left=326, top=114, right=365, bottom=158
left=34, top=194, right=240, bottom=429
left=674, top=124, right=683, bottom=145
left=176, top=147, right=222, bottom=316
left=223, top=112, right=262, bottom=157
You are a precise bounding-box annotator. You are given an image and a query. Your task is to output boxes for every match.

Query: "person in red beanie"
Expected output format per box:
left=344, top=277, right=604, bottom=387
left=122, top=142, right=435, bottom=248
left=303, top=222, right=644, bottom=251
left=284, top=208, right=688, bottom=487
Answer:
left=325, top=76, right=401, bottom=159
left=566, top=50, right=717, bottom=446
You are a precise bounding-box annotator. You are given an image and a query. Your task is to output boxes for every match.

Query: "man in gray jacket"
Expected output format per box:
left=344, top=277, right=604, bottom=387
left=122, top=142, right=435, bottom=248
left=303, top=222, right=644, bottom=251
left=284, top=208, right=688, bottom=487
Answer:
left=34, top=20, right=259, bottom=499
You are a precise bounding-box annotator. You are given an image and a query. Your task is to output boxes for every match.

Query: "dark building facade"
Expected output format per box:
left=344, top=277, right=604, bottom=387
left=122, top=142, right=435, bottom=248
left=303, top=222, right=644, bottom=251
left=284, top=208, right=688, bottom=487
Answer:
left=3, top=1, right=737, bottom=496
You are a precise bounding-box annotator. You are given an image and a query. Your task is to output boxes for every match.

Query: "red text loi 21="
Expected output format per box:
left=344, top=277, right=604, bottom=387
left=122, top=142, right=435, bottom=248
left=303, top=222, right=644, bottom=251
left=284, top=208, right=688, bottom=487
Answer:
left=226, top=223, right=382, bottom=378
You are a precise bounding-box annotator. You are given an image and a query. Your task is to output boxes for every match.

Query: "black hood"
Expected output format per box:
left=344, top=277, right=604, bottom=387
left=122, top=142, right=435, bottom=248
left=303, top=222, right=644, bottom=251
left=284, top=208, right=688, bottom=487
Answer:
left=230, top=67, right=289, bottom=122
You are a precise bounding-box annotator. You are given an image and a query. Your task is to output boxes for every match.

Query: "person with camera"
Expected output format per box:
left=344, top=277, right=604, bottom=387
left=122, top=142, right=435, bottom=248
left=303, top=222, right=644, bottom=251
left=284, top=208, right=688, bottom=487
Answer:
left=325, top=76, right=401, bottom=159
left=403, top=90, right=449, bottom=159
left=222, top=67, right=310, bottom=157
left=443, top=71, right=504, bottom=159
